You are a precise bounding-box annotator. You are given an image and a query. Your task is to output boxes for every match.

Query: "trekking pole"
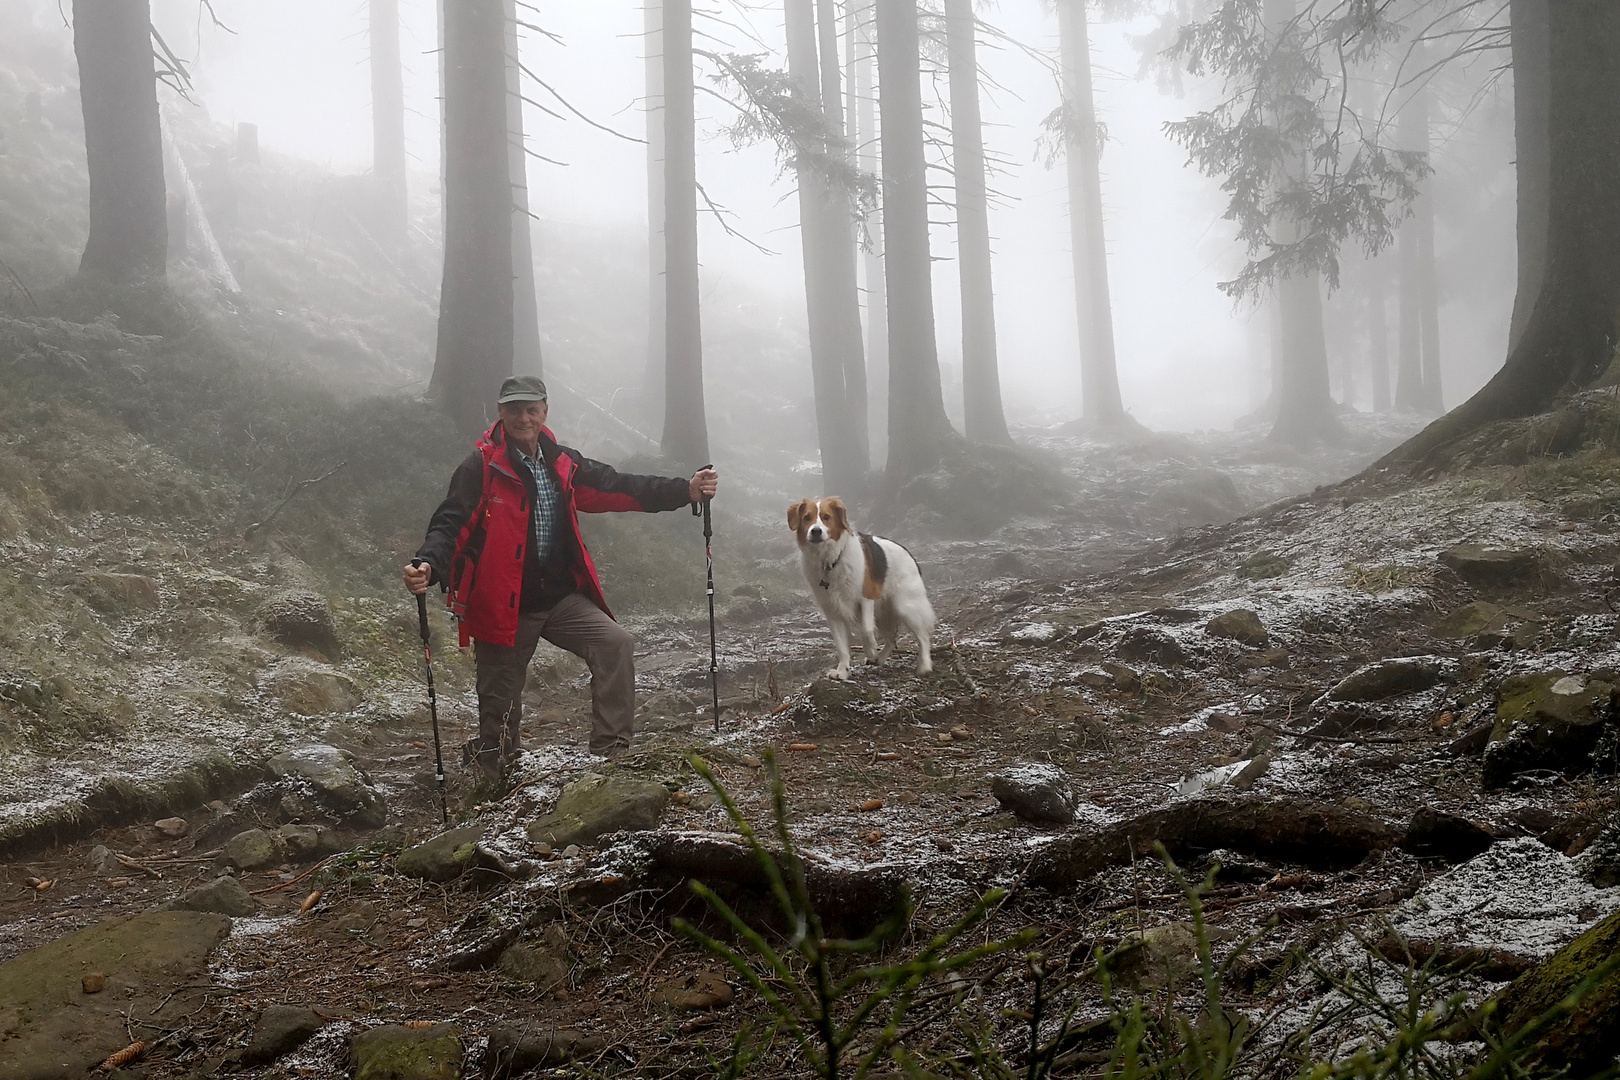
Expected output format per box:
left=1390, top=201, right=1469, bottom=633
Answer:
left=692, top=466, right=720, bottom=732
left=410, top=560, right=449, bottom=824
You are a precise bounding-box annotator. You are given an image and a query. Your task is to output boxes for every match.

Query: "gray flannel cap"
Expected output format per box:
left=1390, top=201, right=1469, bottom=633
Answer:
left=497, top=375, right=548, bottom=403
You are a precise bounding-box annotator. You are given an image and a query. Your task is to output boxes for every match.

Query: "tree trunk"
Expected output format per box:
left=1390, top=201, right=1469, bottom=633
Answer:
left=1395, top=55, right=1441, bottom=414
left=505, top=0, right=544, bottom=378
left=369, top=0, right=409, bottom=249
left=946, top=0, right=1011, bottom=445
left=1057, top=0, right=1126, bottom=427
left=1368, top=257, right=1391, bottom=412
left=1382, top=1, right=1620, bottom=466
left=73, top=0, right=166, bottom=283
left=641, top=0, right=667, bottom=433
left=817, top=0, right=871, bottom=475
left=851, top=0, right=888, bottom=466
left=877, top=0, right=956, bottom=486
left=787, top=0, right=867, bottom=494
left=1508, top=0, right=1549, bottom=354
left=431, top=0, right=514, bottom=432
left=660, top=0, right=710, bottom=468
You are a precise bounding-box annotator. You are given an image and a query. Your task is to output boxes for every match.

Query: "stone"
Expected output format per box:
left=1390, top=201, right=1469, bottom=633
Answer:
left=242, top=1004, right=325, bottom=1065
left=525, top=773, right=671, bottom=848
left=654, top=971, right=734, bottom=1009
left=1401, top=808, right=1496, bottom=863
left=1228, top=753, right=1272, bottom=792
left=1146, top=469, right=1245, bottom=525
left=259, top=589, right=341, bottom=659
left=87, top=844, right=117, bottom=875
left=261, top=659, right=361, bottom=716
left=1483, top=672, right=1616, bottom=790
left=498, top=932, right=570, bottom=987
left=80, top=972, right=104, bottom=994
left=1575, top=814, right=1620, bottom=888
left=267, top=744, right=387, bottom=827
left=165, top=875, right=261, bottom=916
left=77, top=571, right=161, bottom=614
left=1434, top=601, right=1507, bottom=639
left=155, top=816, right=189, bottom=838
left=1116, top=626, right=1187, bottom=667
left=1205, top=608, right=1268, bottom=647
left=486, top=1027, right=608, bottom=1079
left=1438, top=544, right=1541, bottom=586
left=1110, top=922, right=1202, bottom=991
left=1492, top=908, right=1620, bottom=1072
left=0, top=911, right=230, bottom=1079
left=351, top=1023, right=463, bottom=1080
left=395, top=827, right=485, bottom=883
left=1323, top=656, right=1456, bottom=703
left=277, top=823, right=338, bottom=860
left=1102, top=661, right=1141, bottom=693
left=224, top=828, right=285, bottom=871
left=991, top=764, right=1077, bottom=825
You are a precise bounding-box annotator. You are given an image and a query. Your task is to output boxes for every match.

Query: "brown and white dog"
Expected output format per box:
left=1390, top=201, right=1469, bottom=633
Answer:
left=788, top=497, right=935, bottom=680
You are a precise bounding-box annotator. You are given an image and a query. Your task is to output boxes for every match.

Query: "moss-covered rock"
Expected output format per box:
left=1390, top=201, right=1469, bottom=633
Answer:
left=1204, top=608, right=1267, bottom=647
left=1492, top=908, right=1620, bottom=1072
left=258, top=588, right=341, bottom=659
left=223, top=827, right=285, bottom=871
left=76, top=571, right=159, bottom=614
left=261, top=660, right=361, bottom=717
left=267, top=743, right=386, bottom=827
left=1438, top=544, right=1542, bottom=587
left=1483, top=672, right=1616, bottom=789
left=164, top=874, right=260, bottom=916
left=395, top=826, right=484, bottom=883
left=525, top=773, right=670, bottom=848
left=351, top=1023, right=463, bottom=1080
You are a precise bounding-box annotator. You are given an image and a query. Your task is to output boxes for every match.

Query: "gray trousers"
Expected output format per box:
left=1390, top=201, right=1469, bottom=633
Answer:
left=472, top=593, right=636, bottom=763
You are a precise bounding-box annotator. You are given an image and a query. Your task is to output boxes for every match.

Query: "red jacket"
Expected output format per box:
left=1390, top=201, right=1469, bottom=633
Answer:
left=414, top=421, right=693, bottom=647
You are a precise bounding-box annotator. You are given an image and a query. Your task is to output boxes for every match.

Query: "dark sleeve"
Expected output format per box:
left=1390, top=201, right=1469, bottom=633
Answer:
left=413, top=452, right=483, bottom=585
left=566, top=447, right=693, bottom=514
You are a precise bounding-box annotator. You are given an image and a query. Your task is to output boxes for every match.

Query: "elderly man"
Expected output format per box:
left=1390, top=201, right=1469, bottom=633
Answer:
left=404, top=376, right=719, bottom=772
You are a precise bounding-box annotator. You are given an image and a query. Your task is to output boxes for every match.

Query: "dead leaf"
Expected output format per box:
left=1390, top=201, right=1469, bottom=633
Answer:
left=936, top=733, right=953, bottom=743
left=858, top=799, right=884, bottom=812
left=1021, top=704, right=1038, bottom=716
left=403, top=1019, right=436, bottom=1029
left=742, top=755, right=762, bottom=768
left=1431, top=711, right=1456, bottom=731
left=864, top=830, right=883, bottom=844
left=949, top=726, right=973, bottom=741
left=299, top=889, right=324, bottom=914
left=99, top=1041, right=146, bottom=1071
left=788, top=743, right=818, bottom=752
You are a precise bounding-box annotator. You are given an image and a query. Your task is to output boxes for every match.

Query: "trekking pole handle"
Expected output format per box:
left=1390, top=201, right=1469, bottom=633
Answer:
left=692, top=464, right=714, bottom=537
left=410, top=560, right=431, bottom=643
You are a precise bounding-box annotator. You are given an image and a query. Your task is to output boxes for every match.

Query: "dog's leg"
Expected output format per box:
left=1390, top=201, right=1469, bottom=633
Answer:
left=860, top=600, right=881, bottom=665
left=827, top=619, right=852, bottom=680
left=915, top=632, right=933, bottom=676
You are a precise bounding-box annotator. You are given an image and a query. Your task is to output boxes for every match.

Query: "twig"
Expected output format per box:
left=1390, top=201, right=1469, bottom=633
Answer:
left=242, top=462, right=346, bottom=541
left=0, top=256, right=37, bottom=312
left=248, top=855, right=337, bottom=896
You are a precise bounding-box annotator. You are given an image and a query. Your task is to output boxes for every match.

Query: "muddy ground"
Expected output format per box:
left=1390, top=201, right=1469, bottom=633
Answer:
left=4, top=409, right=1620, bottom=1078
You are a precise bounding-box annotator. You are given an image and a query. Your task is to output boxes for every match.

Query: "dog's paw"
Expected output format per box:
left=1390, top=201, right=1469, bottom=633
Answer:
left=914, top=660, right=933, bottom=676
left=826, top=667, right=851, bottom=681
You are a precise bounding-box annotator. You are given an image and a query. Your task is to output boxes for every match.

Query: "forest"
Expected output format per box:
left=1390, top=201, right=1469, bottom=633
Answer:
left=1, top=0, right=1619, bottom=1078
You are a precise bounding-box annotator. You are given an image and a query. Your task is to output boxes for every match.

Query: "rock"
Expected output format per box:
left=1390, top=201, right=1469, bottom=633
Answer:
left=190, top=810, right=246, bottom=852
left=498, top=927, right=571, bottom=986
left=81, top=972, right=104, bottom=993
left=1322, top=656, right=1456, bottom=703
left=1116, top=626, right=1187, bottom=667
left=165, top=875, right=261, bottom=916
left=87, top=844, right=117, bottom=875
left=1110, top=923, right=1201, bottom=990
left=1205, top=609, right=1268, bottom=647
left=223, top=828, right=285, bottom=871
left=267, top=744, right=387, bottom=827
left=1401, top=808, right=1496, bottom=863
left=351, top=1022, right=463, bottom=1080
left=801, top=678, right=886, bottom=721
left=486, top=1026, right=608, bottom=1079
left=396, top=827, right=485, bottom=883
left=1228, top=753, right=1272, bottom=792
left=526, top=773, right=671, bottom=848
left=991, top=764, right=1077, bottom=825
left=1434, top=601, right=1507, bottom=639
left=261, top=659, right=362, bottom=716
left=77, top=571, right=160, bottom=614
left=1492, top=908, right=1620, bottom=1071
left=654, top=971, right=734, bottom=1009
left=1483, top=672, right=1616, bottom=789
left=1576, top=814, right=1620, bottom=888
left=259, top=589, right=341, bottom=659
left=0, top=911, right=230, bottom=1079
left=1146, top=469, right=1245, bottom=525
left=243, top=1004, right=325, bottom=1065
left=277, top=822, right=338, bottom=860
left=1101, top=661, right=1141, bottom=693
left=155, top=816, right=189, bottom=838
left=1438, top=544, right=1541, bottom=586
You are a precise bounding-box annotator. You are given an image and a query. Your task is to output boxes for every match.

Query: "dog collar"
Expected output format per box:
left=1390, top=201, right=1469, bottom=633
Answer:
left=818, top=552, right=843, bottom=590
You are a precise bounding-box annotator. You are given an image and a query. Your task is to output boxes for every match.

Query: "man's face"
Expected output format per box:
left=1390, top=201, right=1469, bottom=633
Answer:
left=499, top=399, right=548, bottom=445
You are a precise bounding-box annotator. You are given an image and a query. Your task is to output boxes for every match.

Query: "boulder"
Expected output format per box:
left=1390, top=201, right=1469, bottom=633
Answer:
left=1109, top=922, right=1202, bottom=991
left=1322, top=656, right=1456, bottom=703
left=486, top=1026, right=607, bottom=1080
left=223, top=828, right=285, bottom=871
left=77, top=571, right=160, bottom=613
left=242, top=1004, right=325, bottom=1065
left=1205, top=609, right=1268, bottom=647
left=991, top=764, right=1077, bottom=825
left=86, top=844, right=118, bottom=875
left=0, top=911, right=230, bottom=1079
left=261, top=660, right=361, bottom=716
left=259, top=589, right=341, bottom=659
left=165, top=875, right=260, bottom=916
left=1401, top=808, right=1495, bottom=863
left=277, top=822, right=340, bottom=861
left=1483, top=673, right=1616, bottom=789
left=1492, top=908, right=1620, bottom=1072
left=267, top=744, right=387, bottom=827
left=351, top=1023, right=463, bottom=1080
left=498, top=927, right=572, bottom=986
left=1438, top=544, right=1541, bottom=587
left=1576, top=814, right=1620, bottom=888
left=1434, top=601, right=1507, bottom=639
left=525, top=773, right=671, bottom=848
left=1116, top=626, right=1186, bottom=667
left=396, top=827, right=485, bottom=883
left=154, top=816, right=189, bottom=838
left=654, top=971, right=734, bottom=1009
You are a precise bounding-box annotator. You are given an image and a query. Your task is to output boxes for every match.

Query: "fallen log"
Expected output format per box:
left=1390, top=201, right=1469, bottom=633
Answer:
left=1027, top=796, right=1397, bottom=894
left=1372, top=936, right=1535, bottom=982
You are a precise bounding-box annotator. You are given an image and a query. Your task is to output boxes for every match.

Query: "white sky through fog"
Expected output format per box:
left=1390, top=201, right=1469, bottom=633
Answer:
left=131, top=1, right=1511, bottom=431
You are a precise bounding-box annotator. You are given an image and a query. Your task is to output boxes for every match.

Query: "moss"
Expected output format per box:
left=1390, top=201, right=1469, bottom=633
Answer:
left=350, top=1023, right=463, bottom=1080
left=1236, top=553, right=1292, bottom=580
left=1492, top=908, right=1620, bottom=1072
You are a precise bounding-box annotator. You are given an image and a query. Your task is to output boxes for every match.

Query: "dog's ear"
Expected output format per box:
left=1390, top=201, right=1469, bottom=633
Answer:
left=827, top=498, right=849, bottom=539
left=787, top=500, right=807, bottom=532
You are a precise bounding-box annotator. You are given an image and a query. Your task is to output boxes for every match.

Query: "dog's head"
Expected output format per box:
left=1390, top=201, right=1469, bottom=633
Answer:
left=788, top=497, right=849, bottom=546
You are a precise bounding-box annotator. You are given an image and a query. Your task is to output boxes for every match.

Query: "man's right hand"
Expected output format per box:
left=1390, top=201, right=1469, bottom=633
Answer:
left=402, top=562, right=432, bottom=596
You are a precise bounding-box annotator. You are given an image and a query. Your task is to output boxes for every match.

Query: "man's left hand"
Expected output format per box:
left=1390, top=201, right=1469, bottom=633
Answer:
left=690, top=467, right=719, bottom=503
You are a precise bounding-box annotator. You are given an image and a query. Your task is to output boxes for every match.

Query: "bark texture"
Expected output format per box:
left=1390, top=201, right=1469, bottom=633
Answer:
left=1381, top=1, right=1620, bottom=467
left=850, top=0, right=888, bottom=464
left=432, top=0, right=514, bottom=432
left=642, top=0, right=667, bottom=431
left=660, top=0, right=710, bottom=468
left=1395, top=57, right=1441, bottom=414
left=1507, top=0, right=1549, bottom=354
left=74, top=0, right=166, bottom=283
left=369, top=0, right=409, bottom=248
left=946, top=0, right=1011, bottom=445
left=505, top=0, right=544, bottom=378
